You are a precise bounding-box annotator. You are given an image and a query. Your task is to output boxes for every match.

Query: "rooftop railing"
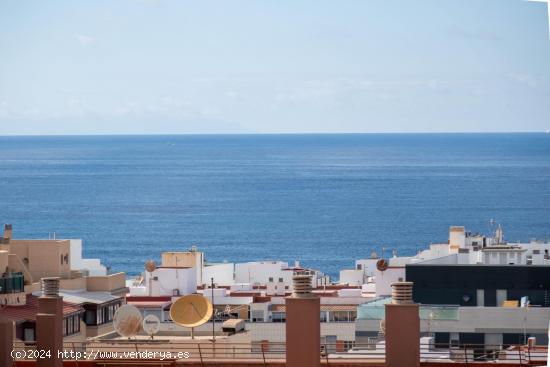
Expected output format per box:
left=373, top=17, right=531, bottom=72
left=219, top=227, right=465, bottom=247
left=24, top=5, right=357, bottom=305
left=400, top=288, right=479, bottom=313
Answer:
left=0, top=272, right=24, bottom=294
left=11, top=340, right=548, bottom=365
left=357, top=297, right=460, bottom=320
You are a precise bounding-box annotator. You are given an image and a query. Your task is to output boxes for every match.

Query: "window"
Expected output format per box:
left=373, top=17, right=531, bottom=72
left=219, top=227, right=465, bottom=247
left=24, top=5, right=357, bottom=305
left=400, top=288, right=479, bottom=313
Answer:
left=85, top=310, right=96, bottom=325
left=24, top=328, right=35, bottom=342
left=278, top=278, right=283, bottom=283
left=356, top=264, right=362, bottom=270
left=268, top=277, right=273, bottom=282
left=63, top=314, right=81, bottom=336
left=85, top=302, right=121, bottom=326
left=272, top=312, right=286, bottom=323
left=329, top=311, right=356, bottom=322
left=60, top=255, right=63, bottom=265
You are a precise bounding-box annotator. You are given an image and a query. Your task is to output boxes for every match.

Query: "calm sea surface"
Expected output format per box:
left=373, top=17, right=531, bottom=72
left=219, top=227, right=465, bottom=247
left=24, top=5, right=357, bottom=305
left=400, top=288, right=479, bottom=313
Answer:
left=1, top=133, right=549, bottom=278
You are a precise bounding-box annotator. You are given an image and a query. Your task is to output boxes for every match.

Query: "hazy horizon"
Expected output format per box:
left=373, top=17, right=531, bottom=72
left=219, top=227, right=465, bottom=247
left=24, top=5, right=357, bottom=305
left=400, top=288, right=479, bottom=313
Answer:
left=1, top=0, right=550, bottom=135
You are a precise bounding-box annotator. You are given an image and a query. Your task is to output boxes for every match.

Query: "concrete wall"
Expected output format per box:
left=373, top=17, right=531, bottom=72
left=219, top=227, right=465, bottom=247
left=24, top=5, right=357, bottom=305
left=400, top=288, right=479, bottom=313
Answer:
left=0, top=250, right=8, bottom=273
left=203, top=263, right=235, bottom=285
left=339, top=269, right=365, bottom=286
left=355, top=259, right=379, bottom=277
left=161, top=252, right=203, bottom=286
left=374, top=268, right=405, bottom=297
left=145, top=267, right=196, bottom=297
left=235, top=262, right=292, bottom=286
left=8, top=254, right=34, bottom=284
left=482, top=250, right=526, bottom=265
left=86, top=272, right=126, bottom=293
left=69, top=240, right=107, bottom=276
left=86, top=322, right=114, bottom=338
left=10, top=239, right=71, bottom=280
left=0, top=292, right=26, bottom=306
left=246, top=322, right=356, bottom=343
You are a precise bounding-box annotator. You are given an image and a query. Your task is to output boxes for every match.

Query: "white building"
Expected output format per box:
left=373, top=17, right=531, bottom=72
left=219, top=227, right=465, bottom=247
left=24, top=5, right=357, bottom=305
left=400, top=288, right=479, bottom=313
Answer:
left=339, top=269, right=366, bottom=286
left=144, top=266, right=196, bottom=297
left=69, top=239, right=107, bottom=276
left=235, top=261, right=294, bottom=286
left=203, top=263, right=235, bottom=285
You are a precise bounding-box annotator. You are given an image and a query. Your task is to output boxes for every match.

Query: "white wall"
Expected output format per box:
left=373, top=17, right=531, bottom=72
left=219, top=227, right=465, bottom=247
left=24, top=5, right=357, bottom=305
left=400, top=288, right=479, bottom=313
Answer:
left=246, top=321, right=356, bottom=343
left=266, top=281, right=286, bottom=296
left=69, top=239, right=107, bottom=276
left=339, top=269, right=365, bottom=286
left=374, top=267, right=405, bottom=297
left=235, top=261, right=292, bottom=285
left=203, top=263, right=235, bottom=285
left=449, top=227, right=466, bottom=249
left=482, top=250, right=525, bottom=265
left=355, top=259, right=379, bottom=276
left=357, top=306, right=550, bottom=335
left=145, top=267, right=196, bottom=297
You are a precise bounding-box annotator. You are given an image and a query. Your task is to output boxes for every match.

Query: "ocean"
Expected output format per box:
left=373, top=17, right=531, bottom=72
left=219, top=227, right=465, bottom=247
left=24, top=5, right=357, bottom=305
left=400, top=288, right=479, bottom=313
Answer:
left=1, top=133, right=549, bottom=279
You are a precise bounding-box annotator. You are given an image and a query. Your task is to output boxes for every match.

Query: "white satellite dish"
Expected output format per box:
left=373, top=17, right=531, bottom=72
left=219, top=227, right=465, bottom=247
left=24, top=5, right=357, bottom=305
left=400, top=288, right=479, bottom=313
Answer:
left=113, top=304, right=142, bottom=338
left=142, top=314, right=161, bottom=338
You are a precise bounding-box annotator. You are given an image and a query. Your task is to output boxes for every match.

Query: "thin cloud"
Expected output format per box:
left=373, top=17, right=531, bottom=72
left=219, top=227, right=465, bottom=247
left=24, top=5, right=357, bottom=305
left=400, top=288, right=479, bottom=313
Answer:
left=446, top=25, right=502, bottom=42
left=73, top=34, right=96, bottom=47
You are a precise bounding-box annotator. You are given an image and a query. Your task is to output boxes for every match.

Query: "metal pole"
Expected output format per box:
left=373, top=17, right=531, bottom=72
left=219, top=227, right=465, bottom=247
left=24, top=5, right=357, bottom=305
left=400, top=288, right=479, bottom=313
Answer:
left=211, top=277, right=215, bottom=342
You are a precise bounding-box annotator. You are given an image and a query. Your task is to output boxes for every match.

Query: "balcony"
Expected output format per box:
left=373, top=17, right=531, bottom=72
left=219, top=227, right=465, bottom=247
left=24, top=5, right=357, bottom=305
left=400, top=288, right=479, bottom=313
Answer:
left=357, top=297, right=459, bottom=321
left=356, top=296, right=550, bottom=336
left=0, top=272, right=26, bottom=306
left=0, top=272, right=24, bottom=294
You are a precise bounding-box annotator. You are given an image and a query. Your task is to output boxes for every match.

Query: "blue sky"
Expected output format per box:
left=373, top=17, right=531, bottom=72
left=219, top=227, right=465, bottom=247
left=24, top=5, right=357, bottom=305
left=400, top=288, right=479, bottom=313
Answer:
left=0, top=0, right=549, bottom=134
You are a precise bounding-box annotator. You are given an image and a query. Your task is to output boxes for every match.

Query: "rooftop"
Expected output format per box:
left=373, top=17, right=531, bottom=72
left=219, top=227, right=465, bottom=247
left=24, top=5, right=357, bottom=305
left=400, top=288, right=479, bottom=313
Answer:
left=0, top=295, right=83, bottom=323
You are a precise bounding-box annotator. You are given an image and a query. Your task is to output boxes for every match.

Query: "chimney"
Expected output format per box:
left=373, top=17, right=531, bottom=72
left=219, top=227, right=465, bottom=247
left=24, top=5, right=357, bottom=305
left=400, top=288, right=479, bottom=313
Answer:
left=0, top=316, right=14, bottom=367
left=391, top=281, right=413, bottom=305
left=286, top=273, right=320, bottom=367
left=3, top=224, right=12, bottom=242
left=37, top=277, right=63, bottom=367
left=385, top=282, right=420, bottom=367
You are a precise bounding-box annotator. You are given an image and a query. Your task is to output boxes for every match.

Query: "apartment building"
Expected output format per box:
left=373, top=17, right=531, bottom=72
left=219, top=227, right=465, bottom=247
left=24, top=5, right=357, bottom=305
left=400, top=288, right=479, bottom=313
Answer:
left=355, top=225, right=550, bottom=355
left=0, top=224, right=127, bottom=341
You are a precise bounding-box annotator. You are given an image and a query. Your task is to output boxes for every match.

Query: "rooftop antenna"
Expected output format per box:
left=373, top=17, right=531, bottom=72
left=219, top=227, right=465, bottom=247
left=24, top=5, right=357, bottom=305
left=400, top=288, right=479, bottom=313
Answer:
left=526, top=0, right=550, bottom=39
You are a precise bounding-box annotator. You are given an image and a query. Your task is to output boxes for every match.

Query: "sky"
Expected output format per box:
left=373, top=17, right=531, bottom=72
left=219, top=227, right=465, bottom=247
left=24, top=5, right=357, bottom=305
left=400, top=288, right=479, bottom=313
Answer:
left=0, top=0, right=549, bottom=134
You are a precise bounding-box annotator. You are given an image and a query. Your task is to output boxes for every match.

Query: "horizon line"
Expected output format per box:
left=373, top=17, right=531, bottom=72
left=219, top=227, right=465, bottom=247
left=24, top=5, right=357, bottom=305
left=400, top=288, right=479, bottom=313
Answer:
left=0, top=131, right=549, bottom=138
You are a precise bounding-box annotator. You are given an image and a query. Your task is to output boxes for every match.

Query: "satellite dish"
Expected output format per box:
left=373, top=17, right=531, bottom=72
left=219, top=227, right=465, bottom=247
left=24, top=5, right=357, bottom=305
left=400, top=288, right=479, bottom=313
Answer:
left=170, top=294, right=213, bottom=329
left=376, top=259, right=389, bottom=272
left=145, top=260, right=157, bottom=273
left=113, top=304, right=142, bottom=337
left=142, top=314, right=161, bottom=337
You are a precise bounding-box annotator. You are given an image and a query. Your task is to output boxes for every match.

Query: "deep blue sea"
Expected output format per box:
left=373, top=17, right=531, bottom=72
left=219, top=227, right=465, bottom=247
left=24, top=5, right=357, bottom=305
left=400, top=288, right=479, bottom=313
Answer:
left=1, top=133, right=549, bottom=279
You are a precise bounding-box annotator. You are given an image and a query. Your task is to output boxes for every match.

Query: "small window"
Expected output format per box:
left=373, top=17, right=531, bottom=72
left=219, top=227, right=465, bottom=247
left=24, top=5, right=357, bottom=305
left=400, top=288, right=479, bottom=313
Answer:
left=60, top=255, right=63, bottom=265
left=268, top=277, right=273, bottom=282
left=278, top=278, right=283, bottom=283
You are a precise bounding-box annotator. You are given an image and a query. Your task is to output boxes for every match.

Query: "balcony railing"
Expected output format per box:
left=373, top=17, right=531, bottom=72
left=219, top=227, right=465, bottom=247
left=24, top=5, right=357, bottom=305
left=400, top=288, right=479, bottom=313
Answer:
left=0, top=272, right=24, bottom=294
left=357, top=297, right=459, bottom=321
left=10, top=340, right=548, bottom=365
